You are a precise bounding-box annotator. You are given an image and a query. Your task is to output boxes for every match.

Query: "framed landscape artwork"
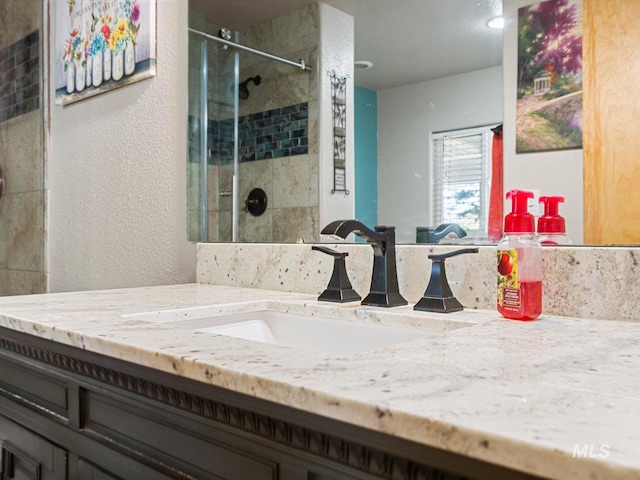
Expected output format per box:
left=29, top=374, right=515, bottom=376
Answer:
left=516, top=0, right=583, bottom=153
left=55, top=0, right=156, bottom=105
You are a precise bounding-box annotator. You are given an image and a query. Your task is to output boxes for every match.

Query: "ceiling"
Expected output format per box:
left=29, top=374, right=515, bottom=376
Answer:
left=188, top=0, right=504, bottom=90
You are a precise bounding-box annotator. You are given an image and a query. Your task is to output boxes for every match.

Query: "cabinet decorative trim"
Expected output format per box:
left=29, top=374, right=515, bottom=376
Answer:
left=0, top=334, right=471, bottom=480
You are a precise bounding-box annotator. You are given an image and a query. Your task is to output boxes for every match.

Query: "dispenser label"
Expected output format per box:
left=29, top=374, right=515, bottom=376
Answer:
left=502, top=287, right=521, bottom=308
left=497, top=250, right=520, bottom=308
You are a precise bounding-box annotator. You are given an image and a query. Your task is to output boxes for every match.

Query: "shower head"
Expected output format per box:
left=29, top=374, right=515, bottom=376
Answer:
left=235, top=75, right=261, bottom=100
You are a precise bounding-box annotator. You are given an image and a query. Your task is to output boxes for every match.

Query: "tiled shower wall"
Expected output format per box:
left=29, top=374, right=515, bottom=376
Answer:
left=187, top=4, right=319, bottom=243
left=0, top=1, right=46, bottom=295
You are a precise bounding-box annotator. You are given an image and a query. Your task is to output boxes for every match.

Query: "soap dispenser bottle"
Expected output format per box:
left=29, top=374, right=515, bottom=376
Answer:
left=537, top=196, right=572, bottom=245
left=497, top=189, right=542, bottom=321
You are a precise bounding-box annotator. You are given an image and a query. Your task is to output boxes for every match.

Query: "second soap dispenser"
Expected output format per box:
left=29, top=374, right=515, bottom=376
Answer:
left=538, top=195, right=572, bottom=245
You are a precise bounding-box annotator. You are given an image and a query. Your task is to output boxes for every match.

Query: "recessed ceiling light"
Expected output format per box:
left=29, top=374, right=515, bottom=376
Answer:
left=354, top=60, right=374, bottom=70
left=487, top=16, right=504, bottom=29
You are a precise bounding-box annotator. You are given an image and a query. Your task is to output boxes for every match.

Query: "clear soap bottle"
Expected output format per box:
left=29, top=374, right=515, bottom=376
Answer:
left=497, top=190, right=542, bottom=321
left=537, top=196, right=572, bottom=245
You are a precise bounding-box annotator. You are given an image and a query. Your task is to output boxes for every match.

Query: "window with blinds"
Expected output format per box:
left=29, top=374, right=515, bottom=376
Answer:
left=432, top=126, right=492, bottom=236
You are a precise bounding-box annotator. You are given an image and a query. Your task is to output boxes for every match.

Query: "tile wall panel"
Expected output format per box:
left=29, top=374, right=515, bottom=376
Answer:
left=0, top=30, right=40, bottom=124
left=0, top=2, right=46, bottom=296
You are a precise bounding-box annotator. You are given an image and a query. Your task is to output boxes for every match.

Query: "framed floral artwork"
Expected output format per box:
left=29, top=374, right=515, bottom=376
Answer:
left=516, top=0, right=583, bottom=153
left=55, top=0, right=156, bottom=105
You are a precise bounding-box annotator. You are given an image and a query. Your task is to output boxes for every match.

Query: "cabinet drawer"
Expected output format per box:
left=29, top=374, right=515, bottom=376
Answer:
left=0, top=358, right=68, bottom=419
left=0, top=415, right=67, bottom=480
left=85, top=391, right=278, bottom=480
left=77, top=458, right=123, bottom=480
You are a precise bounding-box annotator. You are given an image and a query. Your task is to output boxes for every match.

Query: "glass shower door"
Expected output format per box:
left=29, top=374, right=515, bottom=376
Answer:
left=187, top=30, right=238, bottom=242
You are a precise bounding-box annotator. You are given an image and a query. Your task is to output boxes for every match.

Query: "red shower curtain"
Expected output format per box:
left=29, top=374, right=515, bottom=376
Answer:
left=488, top=125, right=503, bottom=243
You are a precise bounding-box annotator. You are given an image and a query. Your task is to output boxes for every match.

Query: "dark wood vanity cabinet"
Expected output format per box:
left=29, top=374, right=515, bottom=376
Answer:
left=1, top=416, right=67, bottom=480
left=0, top=328, right=540, bottom=480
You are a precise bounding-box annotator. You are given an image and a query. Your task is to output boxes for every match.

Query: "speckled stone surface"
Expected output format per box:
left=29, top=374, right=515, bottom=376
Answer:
left=197, top=243, right=640, bottom=322
left=1, top=284, right=640, bottom=479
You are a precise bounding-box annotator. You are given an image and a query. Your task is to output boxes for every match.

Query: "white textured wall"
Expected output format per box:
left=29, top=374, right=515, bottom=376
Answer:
left=318, top=3, right=355, bottom=231
left=503, top=0, right=584, bottom=243
left=48, top=0, right=196, bottom=292
left=377, top=66, right=503, bottom=243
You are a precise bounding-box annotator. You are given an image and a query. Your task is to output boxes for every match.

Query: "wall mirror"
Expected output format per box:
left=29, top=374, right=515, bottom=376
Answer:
left=187, top=0, right=598, bottom=246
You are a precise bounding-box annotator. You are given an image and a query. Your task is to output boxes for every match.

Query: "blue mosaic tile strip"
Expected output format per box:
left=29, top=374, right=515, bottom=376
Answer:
left=188, top=102, right=309, bottom=165
left=0, top=30, right=40, bottom=124
left=237, top=102, right=309, bottom=162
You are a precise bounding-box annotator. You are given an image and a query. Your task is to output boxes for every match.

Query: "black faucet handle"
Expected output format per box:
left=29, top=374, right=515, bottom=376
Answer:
left=414, top=248, right=479, bottom=313
left=312, top=246, right=361, bottom=303
left=428, top=247, right=479, bottom=261
left=312, top=245, right=348, bottom=259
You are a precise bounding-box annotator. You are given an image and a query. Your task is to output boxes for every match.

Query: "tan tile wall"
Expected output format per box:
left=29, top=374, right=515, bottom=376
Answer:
left=0, top=1, right=46, bottom=296
left=235, top=4, right=318, bottom=242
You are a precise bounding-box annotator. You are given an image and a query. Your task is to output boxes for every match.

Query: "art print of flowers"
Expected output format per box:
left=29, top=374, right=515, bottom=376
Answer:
left=100, top=24, right=111, bottom=44
left=61, top=28, right=78, bottom=65
left=114, top=0, right=141, bottom=46
left=62, top=28, right=83, bottom=70
left=88, top=30, right=107, bottom=56
left=55, top=0, right=156, bottom=105
left=108, top=18, right=130, bottom=54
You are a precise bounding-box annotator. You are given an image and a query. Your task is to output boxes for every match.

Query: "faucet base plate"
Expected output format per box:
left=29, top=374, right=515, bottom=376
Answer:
left=318, top=288, right=361, bottom=303
left=362, top=292, right=408, bottom=308
left=414, top=296, right=464, bottom=313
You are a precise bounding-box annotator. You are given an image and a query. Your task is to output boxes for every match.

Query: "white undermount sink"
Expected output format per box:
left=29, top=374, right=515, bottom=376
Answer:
left=129, top=308, right=440, bottom=355
left=173, top=310, right=437, bottom=355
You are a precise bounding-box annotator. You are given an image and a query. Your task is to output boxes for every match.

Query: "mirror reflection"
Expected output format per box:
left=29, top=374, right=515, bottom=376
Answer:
left=188, top=1, right=588, bottom=245
left=188, top=1, right=319, bottom=243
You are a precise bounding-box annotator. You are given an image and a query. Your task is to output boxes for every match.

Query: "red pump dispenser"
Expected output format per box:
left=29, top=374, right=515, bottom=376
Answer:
left=538, top=196, right=572, bottom=245
left=504, top=189, right=535, bottom=234
left=497, top=189, right=542, bottom=321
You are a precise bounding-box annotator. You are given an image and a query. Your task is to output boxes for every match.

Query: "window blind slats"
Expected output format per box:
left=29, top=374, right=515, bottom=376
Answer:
left=432, top=128, right=492, bottom=234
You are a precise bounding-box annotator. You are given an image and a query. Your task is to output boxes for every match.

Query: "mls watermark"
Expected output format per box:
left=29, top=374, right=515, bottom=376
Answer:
left=572, top=444, right=610, bottom=459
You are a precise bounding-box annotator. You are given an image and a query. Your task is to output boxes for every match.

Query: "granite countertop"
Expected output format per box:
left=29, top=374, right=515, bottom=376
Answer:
left=0, top=283, right=639, bottom=480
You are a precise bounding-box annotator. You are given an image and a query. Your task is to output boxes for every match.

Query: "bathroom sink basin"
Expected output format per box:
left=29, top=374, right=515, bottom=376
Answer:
left=161, top=310, right=437, bottom=355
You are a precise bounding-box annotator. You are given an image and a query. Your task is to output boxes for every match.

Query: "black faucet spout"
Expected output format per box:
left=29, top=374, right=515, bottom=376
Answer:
left=417, top=223, right=467, bottom=244
left=436, top=223, right=467, bottom=240
left=321, top=220, right=385, bottom=250
left=321, top=220, right=407, bottom=307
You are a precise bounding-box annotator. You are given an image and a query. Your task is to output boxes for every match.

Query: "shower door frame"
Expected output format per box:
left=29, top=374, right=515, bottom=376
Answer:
left=194, top=31, right=240, bottom=242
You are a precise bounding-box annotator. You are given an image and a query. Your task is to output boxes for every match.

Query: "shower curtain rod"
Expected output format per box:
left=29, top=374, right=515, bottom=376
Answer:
left=188, top=27, right=313, bottom=72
